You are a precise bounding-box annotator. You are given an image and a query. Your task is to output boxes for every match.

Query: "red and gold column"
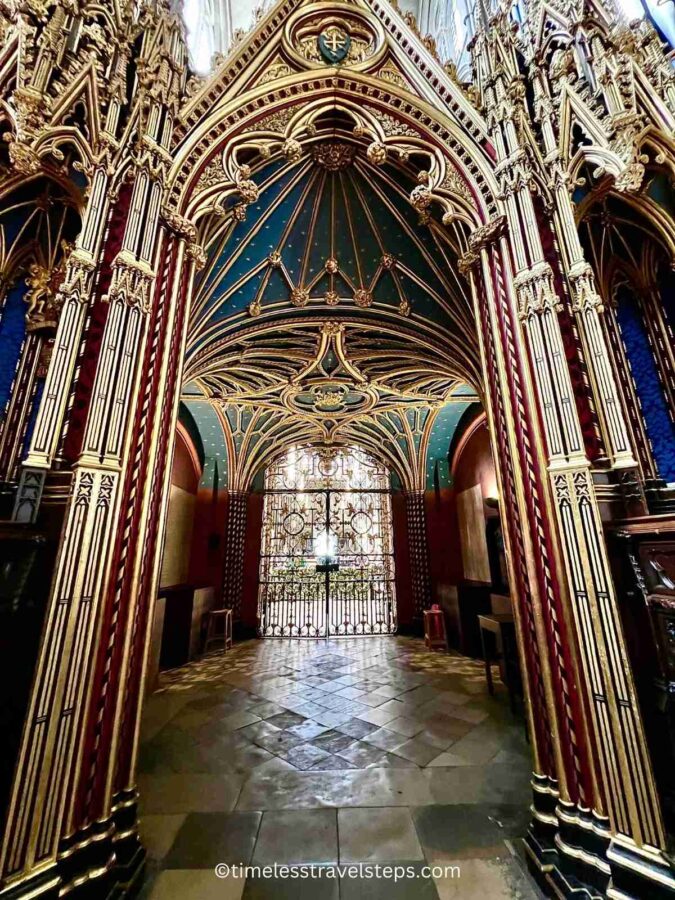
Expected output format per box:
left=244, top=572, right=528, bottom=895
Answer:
left=0, top=12, right=191, bottom=898
left=470, top=16, right=673, bottom=896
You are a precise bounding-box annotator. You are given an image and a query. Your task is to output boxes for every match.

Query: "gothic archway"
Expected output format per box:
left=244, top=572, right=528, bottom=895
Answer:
left=578, top=183, right=675, bottom=500
left=2, top=2, right=675, bottom=899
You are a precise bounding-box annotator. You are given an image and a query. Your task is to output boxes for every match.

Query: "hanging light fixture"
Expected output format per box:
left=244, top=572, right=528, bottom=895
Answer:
left=314, top=528, right=337, bottom=564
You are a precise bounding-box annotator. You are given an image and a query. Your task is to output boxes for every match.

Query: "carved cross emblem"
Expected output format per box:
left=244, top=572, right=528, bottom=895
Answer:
left=318, top=26, right=351, bottom=64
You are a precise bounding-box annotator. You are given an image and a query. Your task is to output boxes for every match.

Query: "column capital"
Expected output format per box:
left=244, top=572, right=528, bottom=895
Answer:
left=515, top=262, right=563, bottom=319
left=568, top=263, right=605, bottom=314
left=160, top=207, right=197, bottom=241
left=468, top=215, right=507, bottom=253
left=104, top=252, right=155, bottom=312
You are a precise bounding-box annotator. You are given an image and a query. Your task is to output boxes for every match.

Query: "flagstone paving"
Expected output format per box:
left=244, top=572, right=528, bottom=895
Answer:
left=138, top=636, right=542, bottom=899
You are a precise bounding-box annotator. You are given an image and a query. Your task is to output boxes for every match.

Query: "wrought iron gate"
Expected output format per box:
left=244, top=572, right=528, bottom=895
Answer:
left=258, top=447, right=397, bottom=637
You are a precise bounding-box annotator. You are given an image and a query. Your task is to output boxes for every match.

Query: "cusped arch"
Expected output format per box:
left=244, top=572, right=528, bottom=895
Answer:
left=169, top=68, right=502, bottom=230
left=185, top=314, right=483, bottom=404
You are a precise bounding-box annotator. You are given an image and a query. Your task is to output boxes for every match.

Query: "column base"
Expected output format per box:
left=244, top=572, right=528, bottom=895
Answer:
left=525, top=803, right=675, bottom=898
left=607, top=835, right=675, bottom=900
left=0, top=792, right=146, bottom=900
left=555, top=802, right=611, bottom=894
left=525, top=776, right=612, bottom=898
left=525, top=773, right=567, bottom=895
left=525, top=830, right=608, bottom=899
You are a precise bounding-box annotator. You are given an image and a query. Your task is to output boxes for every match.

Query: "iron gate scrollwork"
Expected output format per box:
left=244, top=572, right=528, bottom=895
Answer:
left=258, top=446, right=397, bottom=637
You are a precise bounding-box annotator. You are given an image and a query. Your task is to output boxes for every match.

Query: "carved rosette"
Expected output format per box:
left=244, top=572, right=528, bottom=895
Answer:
left=366, top=141, right=387, bottom=165
left=312, top=142, right=356, bottom=171
left=291, top=287, right=310, bottom=307
left=353, top=288, right=373, bottom=308
left=410, top=183, right=433, bottom=212
left=282, top=138, right=302, bottom=161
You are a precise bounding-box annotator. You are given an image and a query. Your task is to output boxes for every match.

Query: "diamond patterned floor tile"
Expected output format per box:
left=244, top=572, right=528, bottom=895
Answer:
left=391, top=737, right=440, bottom=766
left=335, top=718, right=380, bottom=739
left=312, top=730, right=358, bottom=753
left=280, top=742, right=333, bottom=770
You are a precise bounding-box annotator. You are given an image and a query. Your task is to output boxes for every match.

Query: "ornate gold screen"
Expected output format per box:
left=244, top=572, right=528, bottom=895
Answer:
left=258, top=445, right=396, bottom=637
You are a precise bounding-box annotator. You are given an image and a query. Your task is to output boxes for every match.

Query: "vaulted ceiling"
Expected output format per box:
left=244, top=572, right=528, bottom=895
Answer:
left=181, top=134, right=483, bottom=490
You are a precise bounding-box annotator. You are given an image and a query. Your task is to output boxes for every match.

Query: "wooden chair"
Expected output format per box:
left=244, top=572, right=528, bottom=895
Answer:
left=204, top=608, right=233, bottom=653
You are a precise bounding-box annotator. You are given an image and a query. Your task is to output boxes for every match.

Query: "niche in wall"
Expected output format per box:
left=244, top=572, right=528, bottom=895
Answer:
left=457, top=482, right=491, bottom=583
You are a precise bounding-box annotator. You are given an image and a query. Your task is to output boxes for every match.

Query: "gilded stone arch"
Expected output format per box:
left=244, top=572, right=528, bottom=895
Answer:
left=169, top=67, right=504, bottom=463
left=172, top=22, right=496, bottom=461
left=172, top=30, right=499, bottom=642
left=3, top=1, right=675, bottom=898
left=169, top=0, right=502, bottom=231
left=183, top=98, right=484, bottom=231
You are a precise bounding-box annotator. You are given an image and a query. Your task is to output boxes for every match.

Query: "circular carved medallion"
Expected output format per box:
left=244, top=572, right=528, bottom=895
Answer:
left=284, top=6, right=385, bottom=71
left=318, top=455, right=338, bottom=478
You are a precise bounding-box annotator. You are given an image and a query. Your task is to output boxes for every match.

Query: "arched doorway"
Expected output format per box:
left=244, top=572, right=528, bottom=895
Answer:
left=3, top=3, right=675, bottom=898
left=258, top=443, right=396, bottom=637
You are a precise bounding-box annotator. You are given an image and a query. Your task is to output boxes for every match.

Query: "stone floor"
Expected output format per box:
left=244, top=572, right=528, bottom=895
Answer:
left=138, top=636, right=542, bottom=899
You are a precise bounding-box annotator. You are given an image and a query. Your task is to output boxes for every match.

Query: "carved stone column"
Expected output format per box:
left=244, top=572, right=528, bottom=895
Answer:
left=88, top=233, right=199, bottom=885
left=462, top=228, right=599, bottom=884
left=13, top=169, right=118, bottom=523
left=222, top=490, right=249, bottom=621
left=404, top=489, right=431, bottom=622
left=530, top=70, right=638, bottom=476
left=0, top=106, right=193, bottom=900
left=0, top=222, right=155, bottom=898
left=0, top=5, right=191, bottom=897
left=471, top=18, right=675, bottom=893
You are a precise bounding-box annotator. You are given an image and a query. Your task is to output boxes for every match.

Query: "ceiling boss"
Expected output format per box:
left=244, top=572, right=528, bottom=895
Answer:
left=318, top=23, right=351, bottom=64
